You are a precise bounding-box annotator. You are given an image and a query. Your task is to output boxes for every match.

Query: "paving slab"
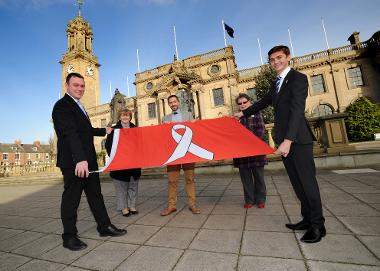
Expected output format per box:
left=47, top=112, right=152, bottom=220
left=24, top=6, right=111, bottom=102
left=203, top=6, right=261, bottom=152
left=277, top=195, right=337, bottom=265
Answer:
left=14, top=259, right=66, bottom=271
left=72, top=242, right=138, bottom=271
left=0, top=253, right=31, bottom=271
left=115, top=246, right=183, bottom=271
left=174, top=250, right=237, bottom=271
left=146, top=227, right=198, bottom=249
left=238, top=256, right=307, bottom=271
left=189, top=229, right=241, bottom=253
left=299, top=233, right=380, bottom=265
left=40, top=238, right=103, bottom=264
left=241, top=231, right=303, bottom=259
left=307, top=260, right=380, bottom=271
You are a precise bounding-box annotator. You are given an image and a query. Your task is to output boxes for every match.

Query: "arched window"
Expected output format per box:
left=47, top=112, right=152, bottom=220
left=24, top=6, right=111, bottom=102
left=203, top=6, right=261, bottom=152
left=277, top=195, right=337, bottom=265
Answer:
left=312, top=104, right=333, bottom=117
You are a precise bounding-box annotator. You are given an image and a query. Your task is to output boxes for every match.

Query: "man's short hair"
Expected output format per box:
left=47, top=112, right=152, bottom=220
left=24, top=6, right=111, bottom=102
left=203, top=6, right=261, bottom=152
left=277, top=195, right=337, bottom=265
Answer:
left=235, top=93, right=251, bottom=104
left=167, top=94, right=179, bottom=102
left=268, top=45, right=291, bottom=57
left=66, top=72, right=84, bottom=83
left=118, top=109, right=132, bottom=119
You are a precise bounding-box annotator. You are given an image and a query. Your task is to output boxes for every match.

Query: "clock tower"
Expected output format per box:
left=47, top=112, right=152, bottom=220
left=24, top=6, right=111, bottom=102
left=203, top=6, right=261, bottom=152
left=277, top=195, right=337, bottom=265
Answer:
left=60, top=4, right=100, bottom=109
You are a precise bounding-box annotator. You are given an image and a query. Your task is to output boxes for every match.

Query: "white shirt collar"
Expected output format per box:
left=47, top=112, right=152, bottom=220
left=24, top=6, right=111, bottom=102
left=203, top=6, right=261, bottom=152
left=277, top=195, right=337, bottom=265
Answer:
left=66, top=92, right=80, bottom=103
left=278, top=66, right=291, bottom=79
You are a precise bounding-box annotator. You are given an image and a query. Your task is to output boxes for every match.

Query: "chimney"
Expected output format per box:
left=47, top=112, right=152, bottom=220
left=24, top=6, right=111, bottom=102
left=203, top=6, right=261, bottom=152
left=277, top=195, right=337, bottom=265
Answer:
left=15, top=139, right=21, bottom=146
left=33, top=141, right=41, bottom=148
left=348, top=31, right=360, bottom=45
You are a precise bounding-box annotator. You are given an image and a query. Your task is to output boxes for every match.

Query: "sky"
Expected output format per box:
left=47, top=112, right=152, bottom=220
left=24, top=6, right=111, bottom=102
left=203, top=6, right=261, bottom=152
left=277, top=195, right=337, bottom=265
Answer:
left=0, top=0, right=379, bottom=144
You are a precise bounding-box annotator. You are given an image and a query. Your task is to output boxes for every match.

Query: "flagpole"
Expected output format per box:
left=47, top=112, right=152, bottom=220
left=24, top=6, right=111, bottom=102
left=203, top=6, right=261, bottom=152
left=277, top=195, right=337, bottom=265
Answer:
left=321, top=18, right=330, bottom=49
left=173, top=26, right=179, bottom=59
left=288, top=28, right=295, bottom=56
left=136, top=48, right=140, bottom=72
left=126, top=76, right=130, bottom=97
left=257, top=38, right=264, bottom=65
left=221, top=19, right=227, bottom=47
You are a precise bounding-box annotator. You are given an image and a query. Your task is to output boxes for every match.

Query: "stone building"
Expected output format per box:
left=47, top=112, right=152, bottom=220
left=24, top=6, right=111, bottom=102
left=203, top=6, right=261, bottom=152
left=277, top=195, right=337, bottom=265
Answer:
left=59, top=13, right=380, bottom=153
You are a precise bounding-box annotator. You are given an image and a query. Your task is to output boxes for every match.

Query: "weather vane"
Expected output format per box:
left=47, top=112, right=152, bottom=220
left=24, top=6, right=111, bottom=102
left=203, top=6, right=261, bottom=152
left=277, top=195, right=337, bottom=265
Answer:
left=76, top=0, right=84, bottom=16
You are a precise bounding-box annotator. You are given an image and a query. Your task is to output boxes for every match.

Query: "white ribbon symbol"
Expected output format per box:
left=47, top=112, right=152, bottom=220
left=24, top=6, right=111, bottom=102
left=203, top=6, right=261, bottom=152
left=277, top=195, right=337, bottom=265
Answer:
left=163, top=124, right=214, bottom=165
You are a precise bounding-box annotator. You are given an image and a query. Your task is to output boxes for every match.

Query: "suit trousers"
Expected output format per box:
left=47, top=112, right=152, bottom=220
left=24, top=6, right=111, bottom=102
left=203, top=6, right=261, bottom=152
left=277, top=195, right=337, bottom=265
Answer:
left=282, top=144, right=325, bottom=227
left=167, top=163, right=196, bottom=208
left=61, top=169, right=111, bottom=240
left=238, top=166, right=266, bottom=204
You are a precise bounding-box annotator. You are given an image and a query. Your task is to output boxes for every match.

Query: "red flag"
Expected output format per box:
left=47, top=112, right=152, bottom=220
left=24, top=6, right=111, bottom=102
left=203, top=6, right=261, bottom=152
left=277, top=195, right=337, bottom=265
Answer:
left=102, top=117, right=274, bottom=171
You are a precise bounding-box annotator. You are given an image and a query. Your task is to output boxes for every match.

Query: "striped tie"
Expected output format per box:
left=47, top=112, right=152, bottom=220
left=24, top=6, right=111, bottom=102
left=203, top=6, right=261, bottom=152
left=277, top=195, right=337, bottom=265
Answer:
left=275, top=76, right=281, bottom=93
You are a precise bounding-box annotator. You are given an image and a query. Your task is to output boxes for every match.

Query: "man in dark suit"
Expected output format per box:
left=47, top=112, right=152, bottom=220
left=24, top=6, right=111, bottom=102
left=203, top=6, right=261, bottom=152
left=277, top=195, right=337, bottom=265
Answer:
left=52, top=73, right=126, bottom=251
left=234, top=46, right=326, bottom=243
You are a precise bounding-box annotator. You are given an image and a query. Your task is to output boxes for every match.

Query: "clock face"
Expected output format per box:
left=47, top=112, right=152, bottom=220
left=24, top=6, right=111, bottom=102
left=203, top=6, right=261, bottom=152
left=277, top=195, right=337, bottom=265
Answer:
left=67, top=64, right=74, bottom=73
left=86, top=65, right=94, bottom=76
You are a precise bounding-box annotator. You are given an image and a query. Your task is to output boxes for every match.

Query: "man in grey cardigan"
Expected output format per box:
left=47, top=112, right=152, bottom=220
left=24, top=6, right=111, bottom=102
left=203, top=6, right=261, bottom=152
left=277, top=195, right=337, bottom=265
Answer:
left=160, top=95, right=201, bottom=216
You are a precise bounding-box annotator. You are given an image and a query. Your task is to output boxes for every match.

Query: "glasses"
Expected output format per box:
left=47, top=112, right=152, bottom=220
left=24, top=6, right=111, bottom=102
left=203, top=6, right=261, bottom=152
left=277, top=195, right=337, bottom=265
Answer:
left=237, top=101, right=248, bottom=105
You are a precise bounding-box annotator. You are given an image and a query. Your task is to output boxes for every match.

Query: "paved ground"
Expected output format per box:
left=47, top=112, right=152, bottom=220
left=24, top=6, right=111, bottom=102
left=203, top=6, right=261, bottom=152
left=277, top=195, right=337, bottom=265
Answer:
left=0, top=168, right=380, bottom=271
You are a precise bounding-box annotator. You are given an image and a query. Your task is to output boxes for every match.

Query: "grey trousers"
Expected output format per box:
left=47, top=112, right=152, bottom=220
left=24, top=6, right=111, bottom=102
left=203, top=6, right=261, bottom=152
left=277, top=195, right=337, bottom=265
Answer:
left=112, top=177, right=139, bottom=210
left=238, top=166, right=266, bottom=204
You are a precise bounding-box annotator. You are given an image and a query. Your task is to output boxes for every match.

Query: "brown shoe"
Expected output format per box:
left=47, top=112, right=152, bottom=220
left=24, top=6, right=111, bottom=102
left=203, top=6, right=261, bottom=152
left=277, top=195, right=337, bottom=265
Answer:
left=189, top=206, right=201, bottom=214
left=160, top=207, right=177, bottom=216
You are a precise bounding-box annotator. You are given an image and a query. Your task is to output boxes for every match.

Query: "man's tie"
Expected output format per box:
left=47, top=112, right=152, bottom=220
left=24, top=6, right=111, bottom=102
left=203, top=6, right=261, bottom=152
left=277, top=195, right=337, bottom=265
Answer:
left=76, top=101, right=89, bottom=118
left=275, top=76, right=281, bottom=93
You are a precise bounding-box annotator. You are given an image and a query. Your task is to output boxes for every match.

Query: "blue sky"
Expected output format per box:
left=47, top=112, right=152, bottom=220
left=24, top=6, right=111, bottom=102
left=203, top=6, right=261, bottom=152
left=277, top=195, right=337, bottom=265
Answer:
left=0, top=0, right=379, bottom=144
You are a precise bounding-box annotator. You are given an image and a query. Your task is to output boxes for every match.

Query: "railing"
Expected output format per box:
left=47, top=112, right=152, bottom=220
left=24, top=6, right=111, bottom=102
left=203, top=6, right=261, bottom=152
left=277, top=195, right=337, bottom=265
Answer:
left=0, top=163, right=56, bottom=177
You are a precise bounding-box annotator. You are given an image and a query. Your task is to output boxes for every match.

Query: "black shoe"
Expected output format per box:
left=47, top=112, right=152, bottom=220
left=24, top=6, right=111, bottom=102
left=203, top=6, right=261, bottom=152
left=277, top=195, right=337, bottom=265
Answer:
left=300, top=225, right=326, bottom=243
left=63, top=236, right=87, bottom=251
left=130, top=210, right=139, bottom=215
left=121, top=210, right=131, bottom=217
left=99, top=224, right=127, bottom=237
left=286, top=220, right=311, bottom=231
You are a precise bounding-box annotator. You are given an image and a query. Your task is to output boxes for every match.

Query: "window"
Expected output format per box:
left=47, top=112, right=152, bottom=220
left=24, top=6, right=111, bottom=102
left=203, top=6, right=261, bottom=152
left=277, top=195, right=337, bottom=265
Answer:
left=101, top=119, right=107, bottom=127
left=15, top=153, right=20, bottom=160
left=101, top=139, right=106, bottom=150
left=2, top=153, right=8, bottom=160
left=148, top=102, right=156, bottom=119
left=28, top=153, right=31, bottom=159
left=347, top=67, right=363, bottom=88
left=212, top=88, right=224, bottom=106
left=45, top=154, right=49, bottom=159
left=246, top=88, right=257, bottom=101
left=36, top=153, right=40, bottom=159
left=311, top=75, right=326, bottom=95
left=313, top=104, right=333, bottom=117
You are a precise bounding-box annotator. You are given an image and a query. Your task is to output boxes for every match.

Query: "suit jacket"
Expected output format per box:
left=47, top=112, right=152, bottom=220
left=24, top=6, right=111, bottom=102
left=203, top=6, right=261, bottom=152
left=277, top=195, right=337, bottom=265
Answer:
left=243, top=68, right=315, bottom=145
left=162, top=110, right=193, bottom=123
left=52, top=94, right=106, bottom=171
left=105, top=121, right=141, bottom=181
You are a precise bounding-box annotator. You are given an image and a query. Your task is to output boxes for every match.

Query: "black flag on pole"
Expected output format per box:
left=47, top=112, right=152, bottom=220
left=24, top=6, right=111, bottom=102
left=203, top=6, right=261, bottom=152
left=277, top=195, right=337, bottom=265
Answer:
left=224, top=23, right=234, bottom=38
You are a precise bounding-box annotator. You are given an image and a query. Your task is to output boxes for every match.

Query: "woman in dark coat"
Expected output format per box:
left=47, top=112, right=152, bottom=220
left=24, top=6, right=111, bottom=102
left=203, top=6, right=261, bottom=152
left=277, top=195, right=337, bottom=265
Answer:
left=105, top=109, right=141, bottom=216
left=233, top=93, right=268, bottom=209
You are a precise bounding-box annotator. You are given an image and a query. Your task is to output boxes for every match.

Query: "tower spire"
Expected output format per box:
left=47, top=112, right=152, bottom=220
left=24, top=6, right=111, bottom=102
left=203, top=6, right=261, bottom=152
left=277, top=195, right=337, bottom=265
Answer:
left=77, top=0, right=84, bottom=16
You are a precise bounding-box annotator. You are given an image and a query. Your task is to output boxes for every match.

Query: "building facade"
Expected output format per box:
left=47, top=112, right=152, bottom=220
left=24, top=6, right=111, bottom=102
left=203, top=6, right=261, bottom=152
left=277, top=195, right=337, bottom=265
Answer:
left=60, top=15, right=380, bottom=153
left=0, top=140, right=53, bottom=167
